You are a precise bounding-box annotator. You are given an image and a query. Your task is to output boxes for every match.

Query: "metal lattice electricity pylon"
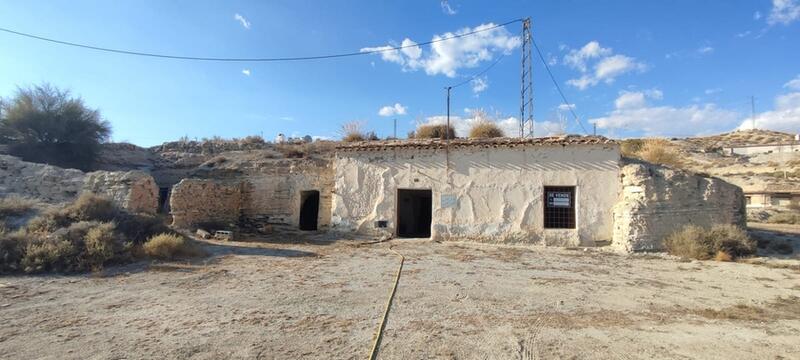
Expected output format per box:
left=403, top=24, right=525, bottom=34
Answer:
left=519, top=18, right=533, bottom=138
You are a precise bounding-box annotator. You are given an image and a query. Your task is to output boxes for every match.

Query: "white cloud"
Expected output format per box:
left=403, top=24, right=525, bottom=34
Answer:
left=738, top=92, right=800, bottom=132
left=471, top=77, right=488, bottom=95
left=613, top=89, right=662, bottom=109
left=234, top=13, right=251, bottom=29
left=557, top=103, right=576, bottom=111
left=736, top=30, right=752, bottom=38
left=361, top=23, right=521, bottom=77
left=563, top=41, right=646, bottom=90
left=378, top=103, right=407, bottom=117
left=697, top=46, right=714, bottom=54
left=754, top=11, right=763, bottom=20
left=589, top=91, right=740, bottom=136
left=768, top=0, right=800, bottom=25
left=241, top=69, right=251, bottom=76
left=705, top=88, right=723, bottom=95
left=563, top=41, right=612, bottom=72
left=784, top=74, right=800, bottom=90
left=440, top=0, right=457, bottom=15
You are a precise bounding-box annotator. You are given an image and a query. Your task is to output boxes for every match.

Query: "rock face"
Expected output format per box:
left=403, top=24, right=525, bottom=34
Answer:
left=169, top=179, right=243, bottom=228
left=612, top=161, right=746, bottom=252
left=82, top=171, right=159, bottom=214
left=0, top=154, right=158, bottom=214
left=0, top=154, right=85, bottom=203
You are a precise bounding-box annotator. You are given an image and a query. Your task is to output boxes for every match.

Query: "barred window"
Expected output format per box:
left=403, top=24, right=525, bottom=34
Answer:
left=544, top=186, right=576, bottom=229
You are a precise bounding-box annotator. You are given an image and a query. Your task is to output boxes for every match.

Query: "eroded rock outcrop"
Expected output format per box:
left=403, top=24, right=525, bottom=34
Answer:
left=612, top=160, right=746, bottom=252
left=0, top=154, right=158, bottom=214
left=82, top=171, right=159, bottom=214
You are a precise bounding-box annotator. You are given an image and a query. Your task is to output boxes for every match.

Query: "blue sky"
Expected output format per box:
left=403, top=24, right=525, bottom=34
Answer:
left=1, top=0, right=799, bottom=146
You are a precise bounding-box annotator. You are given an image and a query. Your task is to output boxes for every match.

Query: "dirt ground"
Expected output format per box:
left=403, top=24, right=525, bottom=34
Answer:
left=1, top=233, right=799, bottom=360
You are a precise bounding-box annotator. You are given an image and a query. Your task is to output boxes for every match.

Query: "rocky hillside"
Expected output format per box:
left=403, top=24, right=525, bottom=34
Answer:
left=91, top=138, right=336, bottom=186
left=669, top=129, right=800, bottom=193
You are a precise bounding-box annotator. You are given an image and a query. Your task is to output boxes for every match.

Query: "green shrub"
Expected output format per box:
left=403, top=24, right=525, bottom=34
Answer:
left=468, top=121, right=505, bottom=139
left=143, top=233, right=206, bottom=260
left=64, top=193, right=118, bottom=222
left=415, top=124, right=456, bottom=139
left=115, top=213, right=169, bottom=244
left=0, top=83, right=111, bottom=171
left=83, top=222, right=117, bottom=270
left=21, top=237, right=79, bottom=273
left=665, top=224, right=755, bottom=260
left=0, top=230, right=28, bottom=273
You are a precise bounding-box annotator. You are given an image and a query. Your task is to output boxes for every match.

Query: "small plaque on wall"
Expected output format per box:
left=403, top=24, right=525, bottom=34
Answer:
left=440, top=194, right=457, bottom=208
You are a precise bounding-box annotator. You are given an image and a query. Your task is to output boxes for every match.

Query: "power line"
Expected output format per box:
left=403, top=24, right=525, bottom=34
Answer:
left=447, top=52, right=507, bottom=89
left=0, top=19, right=523, bottom=62
left=529, top=36, right=589, bottom=135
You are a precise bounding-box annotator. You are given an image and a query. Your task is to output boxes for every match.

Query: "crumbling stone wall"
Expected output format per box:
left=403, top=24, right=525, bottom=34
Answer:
left=0, top=154, right=158, bottom=214
left=612, top=161, right=746, bottom=252
left=240, top=158, right=334, bottom=230
left=82, top=171, right=159, bottom=214
left=169, top=179, right=243, bottom=228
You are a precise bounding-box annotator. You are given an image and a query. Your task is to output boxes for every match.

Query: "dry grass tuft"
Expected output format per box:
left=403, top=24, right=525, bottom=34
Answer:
left=694, top=296, right=800, bottom=321
left=636, top=139, right=683, bottom=168
left=665, top=224, right=755, bottom=260
left=0, top=196, right=38, bottom=218
left=619, top=139, right=644, bottom=157
left=340, top=121, right=367, bottom=142
left=714, top=251, right=733, bottom=262
left=767, top=212, right=800, bottom=225
left=414, top=124, right=456, bottom=139
left=468, top=121, right=505, bottom=139
left=143, top=233, right=206, bottom=260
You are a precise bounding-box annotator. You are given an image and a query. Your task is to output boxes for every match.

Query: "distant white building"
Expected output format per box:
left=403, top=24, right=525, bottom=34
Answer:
left=275, top=133, right=286, bottom=144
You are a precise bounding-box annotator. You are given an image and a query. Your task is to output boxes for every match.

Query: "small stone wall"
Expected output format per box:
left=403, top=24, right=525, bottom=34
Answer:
left=612, top=161, right=746, bottom=252
left=169, top=179, right=243, bottom=228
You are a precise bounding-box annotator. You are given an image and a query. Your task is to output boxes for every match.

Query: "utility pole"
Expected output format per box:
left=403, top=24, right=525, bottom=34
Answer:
left=751, top=96, right=756, bottom=130
left=519, top=17, right=533, bottom=138
left=446, top=86, right=452, bottom=141
left=393, top=118, right=397, bottom=139
left=593, top=123, right=597, bottom=136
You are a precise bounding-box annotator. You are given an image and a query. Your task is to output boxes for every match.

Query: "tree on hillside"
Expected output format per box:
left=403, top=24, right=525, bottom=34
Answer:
left=0, top=84, right=111, bottom=170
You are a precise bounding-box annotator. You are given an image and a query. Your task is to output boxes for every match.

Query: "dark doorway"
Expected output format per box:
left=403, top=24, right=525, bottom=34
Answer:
left=397, top=189, right=432, bottom=238
left=299, top=190, right=320, bottom=231
left=158, top=187, right=171, bottom=214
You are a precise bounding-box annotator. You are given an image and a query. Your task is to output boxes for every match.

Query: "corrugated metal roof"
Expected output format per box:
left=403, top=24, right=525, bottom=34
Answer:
left=335, top=135, right=616, bottom=152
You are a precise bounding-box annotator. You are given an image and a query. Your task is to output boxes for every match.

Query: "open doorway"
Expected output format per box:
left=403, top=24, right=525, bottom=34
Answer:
left=158, top=187, right=171, bottom=214
left=299, top=190, right=320, bottom=231
left=397, top=189, right=432, bottom=238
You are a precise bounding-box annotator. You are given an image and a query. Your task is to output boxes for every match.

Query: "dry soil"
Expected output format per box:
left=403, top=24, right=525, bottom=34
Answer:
left=1, top=235, right=799, bottom=359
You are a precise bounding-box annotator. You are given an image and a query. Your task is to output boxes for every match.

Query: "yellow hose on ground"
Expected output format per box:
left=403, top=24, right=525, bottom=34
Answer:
left=368, top=244, right=404, bottom=360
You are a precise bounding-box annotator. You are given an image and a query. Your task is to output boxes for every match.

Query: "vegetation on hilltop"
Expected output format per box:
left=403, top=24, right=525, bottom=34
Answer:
left=0, top=84, right=111, bottom=171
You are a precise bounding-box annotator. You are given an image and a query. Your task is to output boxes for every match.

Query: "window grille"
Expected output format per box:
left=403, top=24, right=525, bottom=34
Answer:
left=544, top=186, right=576, bottom=229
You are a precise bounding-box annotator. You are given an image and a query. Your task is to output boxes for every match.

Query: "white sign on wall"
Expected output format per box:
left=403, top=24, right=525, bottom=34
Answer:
left=441, top=194, right=457, bottom=208
left=547, top=192, right=571, bottom=208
